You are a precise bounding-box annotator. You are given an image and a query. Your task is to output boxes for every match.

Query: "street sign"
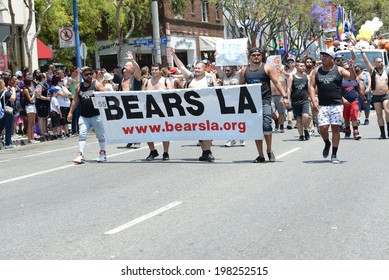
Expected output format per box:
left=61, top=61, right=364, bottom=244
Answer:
left=59, top=27, right=75, bottom=48
left=160, top=37, right=167, bottom=44
left=80, top=43, right=87, bottom=60
left=133, top=39, right=153, bottom=46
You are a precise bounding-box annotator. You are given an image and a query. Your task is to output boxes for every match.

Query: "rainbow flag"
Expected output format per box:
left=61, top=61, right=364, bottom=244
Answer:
left=335, top=6, right=343, bottom=40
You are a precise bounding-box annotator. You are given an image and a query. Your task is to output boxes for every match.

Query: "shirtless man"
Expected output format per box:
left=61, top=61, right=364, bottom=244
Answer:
left=120, top=51, right=142, bottom=148
left=170, top=47, right=217, bottom=162
left=361, top=50, right=389, bottom=139
left=144, top=63, right=173, bottom=160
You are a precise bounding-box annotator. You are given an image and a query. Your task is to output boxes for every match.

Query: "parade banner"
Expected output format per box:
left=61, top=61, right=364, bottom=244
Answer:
left=94, top=84, right=263, bottom=144
left=215, top=38, right=248, bottom=66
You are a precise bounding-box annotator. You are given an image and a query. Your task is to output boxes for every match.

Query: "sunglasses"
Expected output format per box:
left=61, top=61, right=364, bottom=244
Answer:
left=83, top=73, right=93, bottom=76
left=335, top=59, right=343, bottom=62
left=251, top=54, right=261, bottom=57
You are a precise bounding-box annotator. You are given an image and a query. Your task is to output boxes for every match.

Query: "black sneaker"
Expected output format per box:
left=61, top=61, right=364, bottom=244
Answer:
left=253, top=156, right=265, bottom=163
left=162, top=152, right=170, bottom=160
left=379, top=134, right=386, bottom=140
left=146, top=150, right=159, bottom=161
left=199, top=151, right=215, bottom=162
left=304, top=130, right=310, bottom=140
left=126, top=143, right=133, bottom=148
left=268, top=151, right=276, bottom=162
left=299, top=135, right=305, bottom=141
left=322, top=141, right=331, bottom=158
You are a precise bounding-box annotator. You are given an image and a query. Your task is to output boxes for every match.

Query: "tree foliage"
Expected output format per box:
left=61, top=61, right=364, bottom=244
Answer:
left=35, top=0, right=152, bottom=67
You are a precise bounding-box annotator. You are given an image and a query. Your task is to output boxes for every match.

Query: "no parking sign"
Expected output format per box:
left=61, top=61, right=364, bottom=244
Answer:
left=59, top=27, right=75, bottom=48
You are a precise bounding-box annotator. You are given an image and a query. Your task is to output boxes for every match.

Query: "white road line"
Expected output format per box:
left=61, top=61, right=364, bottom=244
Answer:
left=0, top=145, right=153, bottom=186
left=104, top=201, right=183, bottom=235
left=277, top=147, right=301, bottom=159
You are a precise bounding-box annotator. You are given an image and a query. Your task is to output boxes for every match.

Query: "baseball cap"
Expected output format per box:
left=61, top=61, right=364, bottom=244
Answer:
left=49, top=87, right=60, bottom=94
left=81, top=66, right=94, bottom=75
left=103, top=72, right=113, bottom=81
left=169, top=67, right=177, bottom=74
left=354, top=63, right=363, bottom=68
left=334, top=53, right=344, bottom=59
left=15, top=70, right=23, bottom=77
left=249, top=47, right=262, bottom=55
left=320, top=49, right=335, bottom=58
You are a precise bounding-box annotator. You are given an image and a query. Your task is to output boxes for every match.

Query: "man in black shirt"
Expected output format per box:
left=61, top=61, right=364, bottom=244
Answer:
left=309, top=49, right=357, bottom=164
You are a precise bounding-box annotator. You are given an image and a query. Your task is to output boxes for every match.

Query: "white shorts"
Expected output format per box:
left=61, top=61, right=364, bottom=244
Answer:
left=318, top=105, right=343, bottom=127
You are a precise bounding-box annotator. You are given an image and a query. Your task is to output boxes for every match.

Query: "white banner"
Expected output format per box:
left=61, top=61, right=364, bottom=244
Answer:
left=216, top=38, right=248, bottom=66
left=266, top=55, right=283, bottom=78
left=94, top=84, right=263, bottom=144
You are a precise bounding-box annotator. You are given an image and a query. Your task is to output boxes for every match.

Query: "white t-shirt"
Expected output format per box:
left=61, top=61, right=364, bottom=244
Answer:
left=56, top=85, right=71, bottom=107
left=50, top=96, right=60, bottom=114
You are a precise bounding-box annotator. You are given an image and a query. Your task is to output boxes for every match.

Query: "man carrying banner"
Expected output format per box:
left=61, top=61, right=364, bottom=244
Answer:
left=170, top=47, right=217, bottom=162
left=240, top=47, right=289, bottom=163
left=144, top=63, right=173, bottom=161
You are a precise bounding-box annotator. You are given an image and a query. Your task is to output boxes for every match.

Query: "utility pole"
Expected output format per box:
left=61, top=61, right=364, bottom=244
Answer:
left=151, top=0, right=161, bottom=63
left=72, top=0, right=81, bottom=69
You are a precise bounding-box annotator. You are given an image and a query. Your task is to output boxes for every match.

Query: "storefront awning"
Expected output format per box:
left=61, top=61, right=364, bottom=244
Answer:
left=199, top=36, right=224, bottom=51
left=37, top=38, right=52, bottom=59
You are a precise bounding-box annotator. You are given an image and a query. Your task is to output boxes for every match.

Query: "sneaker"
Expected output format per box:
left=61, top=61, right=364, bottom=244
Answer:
left=287, top=125, right=293, bottom=130
left=28, top=139, right=40, bottom=144
left=322, top=141, right=331, bottom=158
left=162, top=152, right=170, bottom=160
left=304, top=130, right=310, bottom=140
left=133, top=143, right=141, bottom=148
left=146, top=150, right=159, bottom=161
left=240, top=140, right=246, bottom=146
left=253, top=156, right=265, bottom=163
left=11, top=135, right=22, bottom=141
left=279, top=127, right=285, bottom=133
left=364, top=119, right=369, bottom=125
left=199, top=151, right=215, bottom=162
left=357, top=118, right=361, bottom=125
left=97, top=150, right=107, bottom=162
left=354, top=130, right=361, bottom=140
left=125, top=143, right=133, bottom=148
left=5, top=144, right=15, bottom=149
left=331, top=155, right=340, bottom=164
left=225, top=140, right=236, bottom=147
left=299, top=135, right=305, bottom=141
left=379, top=134, right=386, bottom=140
left=268, top=151, right=276, bottom=162
left=73, top=152, right=85, bottom=164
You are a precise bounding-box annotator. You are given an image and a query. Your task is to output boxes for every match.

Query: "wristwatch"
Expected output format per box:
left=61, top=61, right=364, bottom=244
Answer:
left=283, top=96, right=288, bottom=99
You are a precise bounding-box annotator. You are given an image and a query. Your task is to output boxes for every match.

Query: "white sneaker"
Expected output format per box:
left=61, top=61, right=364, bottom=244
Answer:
left=97, top=150, right=107, bottom=162
left=28, top=139, right=40, bottom=144
left=240, top=140, right=246, bottom=146
left=11, top=135, right=22, bottom=141
left=225, top=140, right=236, bottom=147
left=73, top=152, right=85, bottom=164
left=5, top=144, right=15, bottom=149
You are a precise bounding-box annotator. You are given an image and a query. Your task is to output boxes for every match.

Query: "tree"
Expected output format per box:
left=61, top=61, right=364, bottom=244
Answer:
left=7, top=0, right=18, bottom=71
left=22, top=0, right=53, bottom=71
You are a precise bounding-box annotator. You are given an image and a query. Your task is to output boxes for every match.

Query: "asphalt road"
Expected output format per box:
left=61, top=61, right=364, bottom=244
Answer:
left=1, top=112, right=388, bottom=260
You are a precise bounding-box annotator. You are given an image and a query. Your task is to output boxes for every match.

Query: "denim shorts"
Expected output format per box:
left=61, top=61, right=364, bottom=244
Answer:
left=263, top=104, right=272, bottom=135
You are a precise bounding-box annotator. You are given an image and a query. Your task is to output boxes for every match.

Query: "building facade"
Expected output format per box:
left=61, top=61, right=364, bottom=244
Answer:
left=95, top=0, right=224, bottom=70
left=0, top=0, right=39, bottom=72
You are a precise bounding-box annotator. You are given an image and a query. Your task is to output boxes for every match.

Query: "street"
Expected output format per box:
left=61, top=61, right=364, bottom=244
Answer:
left=1, top=112, right=389, bottom=260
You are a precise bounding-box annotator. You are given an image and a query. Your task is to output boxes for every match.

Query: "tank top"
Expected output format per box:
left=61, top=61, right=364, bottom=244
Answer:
left=341, top=79, right=359, bottom=102
left=244, top=64, right=271, bottom=105
left=291, top=74, right=309, bottom=105
left=35, top=82, right=49, bottom=108
left=315, top=65, right=343, bottom=106
left=78, top=80, right=100, bottom=118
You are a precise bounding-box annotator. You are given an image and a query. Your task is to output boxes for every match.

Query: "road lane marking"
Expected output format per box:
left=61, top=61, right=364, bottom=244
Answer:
left=104, top=201, right=183, bottom=235
left=277, top=147, right=301, bottom=159
left=0, top=145, right=153, bottom=186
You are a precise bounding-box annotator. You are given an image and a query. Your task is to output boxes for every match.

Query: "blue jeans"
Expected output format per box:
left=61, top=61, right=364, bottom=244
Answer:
left=0, top=113, right=15, bottom=146
left=78, top=115, right=105, bottom=143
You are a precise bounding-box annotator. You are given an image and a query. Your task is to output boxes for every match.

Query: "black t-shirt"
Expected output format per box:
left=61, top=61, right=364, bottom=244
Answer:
left=291, top=75, right=309, bottom=105
left=316, top=65, right=343, bottom=106
left=79, top=80, right=100, bottom=118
